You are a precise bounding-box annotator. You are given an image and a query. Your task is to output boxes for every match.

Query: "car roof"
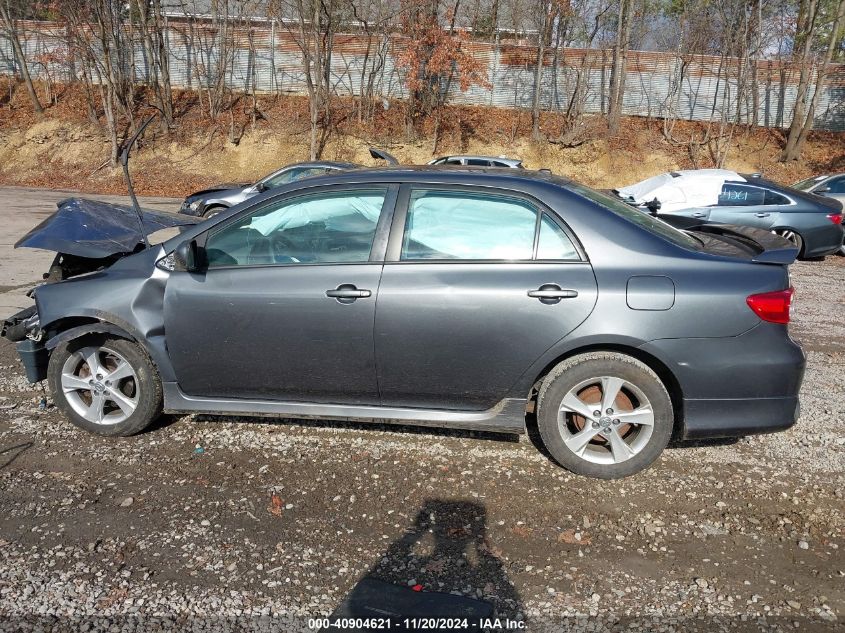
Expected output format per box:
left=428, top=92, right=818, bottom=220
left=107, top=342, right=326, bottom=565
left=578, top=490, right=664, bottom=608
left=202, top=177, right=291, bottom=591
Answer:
left=432, top=155, right=523, bottom=164
left=295, top=164, right=558, bottom=184
left=281, top=160, right=359, bottom=170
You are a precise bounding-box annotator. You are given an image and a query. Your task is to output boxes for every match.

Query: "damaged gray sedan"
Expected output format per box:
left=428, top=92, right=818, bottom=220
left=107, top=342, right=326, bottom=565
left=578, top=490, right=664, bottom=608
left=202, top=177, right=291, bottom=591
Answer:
left=2, top=168, right=806, bottom=479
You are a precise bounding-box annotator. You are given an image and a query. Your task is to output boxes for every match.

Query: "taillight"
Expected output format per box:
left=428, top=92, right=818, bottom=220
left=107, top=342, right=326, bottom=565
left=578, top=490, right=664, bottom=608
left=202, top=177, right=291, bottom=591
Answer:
left=746, top=288, right=794, bottom=324
left=827, top=213, right=843, bottom=224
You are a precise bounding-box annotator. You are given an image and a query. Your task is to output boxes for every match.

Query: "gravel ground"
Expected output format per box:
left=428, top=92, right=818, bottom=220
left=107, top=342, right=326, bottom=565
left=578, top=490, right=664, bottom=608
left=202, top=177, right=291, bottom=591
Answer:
left=0, top=256, right=843, bottom=633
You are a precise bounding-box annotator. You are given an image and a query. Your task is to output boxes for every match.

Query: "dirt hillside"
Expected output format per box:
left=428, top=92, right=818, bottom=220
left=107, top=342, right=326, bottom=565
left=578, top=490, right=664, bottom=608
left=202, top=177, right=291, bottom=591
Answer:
left=1, top=80, right=843, bottom=198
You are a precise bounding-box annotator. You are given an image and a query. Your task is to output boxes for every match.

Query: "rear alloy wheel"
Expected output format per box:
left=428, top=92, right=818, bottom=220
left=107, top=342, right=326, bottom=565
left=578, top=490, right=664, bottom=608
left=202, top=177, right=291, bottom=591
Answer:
left=48, top=336, right=162, bottom=437
left=773, top=229, right=804, bottom=258
left=536, top=352, right=673, bottom=479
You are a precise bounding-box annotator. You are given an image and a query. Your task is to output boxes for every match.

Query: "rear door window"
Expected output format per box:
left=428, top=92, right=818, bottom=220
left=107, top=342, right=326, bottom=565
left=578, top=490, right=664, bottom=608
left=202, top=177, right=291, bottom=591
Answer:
left=401, top=190, right=536, bottom=260
left=399, top=190, right=580, bottom=261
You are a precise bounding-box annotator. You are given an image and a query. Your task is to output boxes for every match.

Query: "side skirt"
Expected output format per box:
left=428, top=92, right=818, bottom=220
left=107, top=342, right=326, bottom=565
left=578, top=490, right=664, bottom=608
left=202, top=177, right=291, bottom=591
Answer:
left=162, top=383, right=527, bottom=434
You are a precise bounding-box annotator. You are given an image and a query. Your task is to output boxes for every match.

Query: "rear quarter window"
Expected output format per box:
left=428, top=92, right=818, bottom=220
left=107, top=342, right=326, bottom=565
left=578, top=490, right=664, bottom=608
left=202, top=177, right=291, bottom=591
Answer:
left=568, top=182, right=701, bottom=249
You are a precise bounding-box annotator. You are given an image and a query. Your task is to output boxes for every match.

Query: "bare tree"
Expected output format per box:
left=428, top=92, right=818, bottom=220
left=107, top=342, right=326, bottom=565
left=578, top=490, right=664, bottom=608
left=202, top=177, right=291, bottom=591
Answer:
left=0, top=0, right=43, bottom=114
left=134, top=0, right=174, bottom=127
left=606, top=0, right=631, bottom=134
left=270, top=0, right=338, bottom=159
left=530, top=0, right=560, bottom=139
left=782, top=0, right=845, bottom=161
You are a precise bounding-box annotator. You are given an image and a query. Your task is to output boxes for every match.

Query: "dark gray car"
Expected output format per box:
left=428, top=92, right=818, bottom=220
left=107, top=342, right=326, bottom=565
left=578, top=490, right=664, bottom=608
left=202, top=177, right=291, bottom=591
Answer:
left=2, top=168, right=806, bottom=479
left=655, top=175, right=844, bottom=258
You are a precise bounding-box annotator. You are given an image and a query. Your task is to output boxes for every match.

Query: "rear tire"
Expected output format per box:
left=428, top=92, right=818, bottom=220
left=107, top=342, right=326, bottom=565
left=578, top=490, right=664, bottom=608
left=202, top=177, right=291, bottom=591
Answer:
left=773, top=229, right=804, bottom=258
left=536, top=352, right=673, bottom=479
left=48, top=335, right=162, bottom=437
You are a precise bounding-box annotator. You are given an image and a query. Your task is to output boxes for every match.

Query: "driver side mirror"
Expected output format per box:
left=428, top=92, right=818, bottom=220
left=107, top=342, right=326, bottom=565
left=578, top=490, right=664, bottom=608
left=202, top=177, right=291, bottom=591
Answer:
left=815, top=185, right=831, bottom=194
left=254, top=182, right=268, bottom=193
left=173, top=239, right=202, bottom=273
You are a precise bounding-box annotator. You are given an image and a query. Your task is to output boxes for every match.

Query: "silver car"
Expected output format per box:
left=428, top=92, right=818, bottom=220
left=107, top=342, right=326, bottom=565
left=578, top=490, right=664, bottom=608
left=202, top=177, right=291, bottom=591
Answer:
left=179, top=161, right=358, bottom=218
left=427, top=155, right=523, bottom=168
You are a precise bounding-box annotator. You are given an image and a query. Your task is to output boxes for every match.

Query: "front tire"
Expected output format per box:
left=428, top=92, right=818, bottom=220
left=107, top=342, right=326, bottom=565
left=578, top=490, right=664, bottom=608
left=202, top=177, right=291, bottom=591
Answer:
left=536, top=352, right=673, bottom=479
left=48, top=335, right=162, bottom=437
left=203, top=205, right=227, bottom=219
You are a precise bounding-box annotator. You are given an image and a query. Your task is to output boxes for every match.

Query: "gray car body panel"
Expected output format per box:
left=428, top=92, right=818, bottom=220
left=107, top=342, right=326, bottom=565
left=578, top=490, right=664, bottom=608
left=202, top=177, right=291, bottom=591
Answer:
left=28, top=167, right=805, bottom=440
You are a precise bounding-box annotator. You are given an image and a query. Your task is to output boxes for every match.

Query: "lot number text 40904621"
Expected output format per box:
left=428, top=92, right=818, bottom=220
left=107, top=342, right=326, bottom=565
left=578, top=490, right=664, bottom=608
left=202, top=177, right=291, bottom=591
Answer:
left=308, top=617, right=527, bottom=630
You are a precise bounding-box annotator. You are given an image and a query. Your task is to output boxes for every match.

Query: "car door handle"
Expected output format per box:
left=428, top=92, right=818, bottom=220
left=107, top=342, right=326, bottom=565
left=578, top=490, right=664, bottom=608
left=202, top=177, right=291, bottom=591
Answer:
left=691, top=212, right=707, bottom=218
left=326, top=284, right=372, bottom=302
left=755, top=212, right=770, bottom=218
left=527, top=285, right=579, bottom=303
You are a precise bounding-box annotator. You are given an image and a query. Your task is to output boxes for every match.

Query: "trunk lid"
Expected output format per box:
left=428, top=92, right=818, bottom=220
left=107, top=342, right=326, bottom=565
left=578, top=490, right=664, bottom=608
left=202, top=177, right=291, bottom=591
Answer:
left=687, top=224, right=799, bottom=265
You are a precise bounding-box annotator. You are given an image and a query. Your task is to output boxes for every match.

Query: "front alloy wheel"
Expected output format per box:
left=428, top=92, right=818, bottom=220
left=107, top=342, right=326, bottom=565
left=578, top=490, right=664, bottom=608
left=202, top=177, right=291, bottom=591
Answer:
left=60, top=346, right=139, bottom=425
left=536, top=352, right=673, bottom=479
left=48, top=335, right=162, bottom=436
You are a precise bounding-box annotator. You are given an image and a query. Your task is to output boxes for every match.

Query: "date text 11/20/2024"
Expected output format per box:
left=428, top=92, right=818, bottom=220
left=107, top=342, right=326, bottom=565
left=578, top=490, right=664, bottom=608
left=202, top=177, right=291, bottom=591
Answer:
left=308, top=618, right=527, bottom=630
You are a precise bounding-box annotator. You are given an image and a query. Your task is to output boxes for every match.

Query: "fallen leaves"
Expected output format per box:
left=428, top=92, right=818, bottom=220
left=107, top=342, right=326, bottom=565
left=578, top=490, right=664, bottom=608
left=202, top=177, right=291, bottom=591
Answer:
left=558, top=528, right=592, bottom=545
left=268, top=493, right=284, bottom=517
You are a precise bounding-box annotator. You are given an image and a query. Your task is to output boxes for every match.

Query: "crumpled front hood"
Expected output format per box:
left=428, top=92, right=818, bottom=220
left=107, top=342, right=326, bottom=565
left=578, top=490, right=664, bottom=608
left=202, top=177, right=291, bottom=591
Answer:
left=15, top=198, right=198, bottom=259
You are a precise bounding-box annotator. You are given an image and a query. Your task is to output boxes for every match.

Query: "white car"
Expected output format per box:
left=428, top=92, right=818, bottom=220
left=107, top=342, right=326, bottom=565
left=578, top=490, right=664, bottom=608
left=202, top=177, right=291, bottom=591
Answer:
left=614, top=169, right=747, bottom=213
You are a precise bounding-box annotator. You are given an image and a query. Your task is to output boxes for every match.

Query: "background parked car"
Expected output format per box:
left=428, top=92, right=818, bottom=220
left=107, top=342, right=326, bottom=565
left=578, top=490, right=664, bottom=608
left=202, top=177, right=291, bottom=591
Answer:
left=427, top=155, right=524, bottom=168
left=792, top=173, right=845, bottom=206
left=792, top=174, right=845, bottom=254
left=615, top=170, right=844, bottom=258
left=179, top=161, right=358, bottom=218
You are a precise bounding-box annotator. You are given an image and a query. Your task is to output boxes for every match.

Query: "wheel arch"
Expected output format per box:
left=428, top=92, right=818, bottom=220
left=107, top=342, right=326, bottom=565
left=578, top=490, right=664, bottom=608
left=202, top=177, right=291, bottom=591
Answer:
left=44, top=320, right=137, bottom=351
left=527, top=343, right=685, bottom=438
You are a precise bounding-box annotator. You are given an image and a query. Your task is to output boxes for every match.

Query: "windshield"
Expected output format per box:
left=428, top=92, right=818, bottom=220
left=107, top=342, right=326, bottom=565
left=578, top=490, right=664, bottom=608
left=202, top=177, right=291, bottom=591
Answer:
left=615, top=172, right=674, bottom=202
left=791, top=176, right=827, bottom=191
left=568, top=182, right=701, bottom=249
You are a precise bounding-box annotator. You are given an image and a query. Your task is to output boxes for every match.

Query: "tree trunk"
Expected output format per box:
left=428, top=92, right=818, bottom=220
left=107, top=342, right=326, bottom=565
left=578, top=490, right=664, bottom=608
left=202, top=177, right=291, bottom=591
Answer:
left=607, top=0, right=631, bottom=134
left=0, top=6, right=44, bottom=115
left=530, top=31, right=547, bottom=139
left=781, top=0, right=820, bottom=161
left=791, top=0, right=845, bottom=159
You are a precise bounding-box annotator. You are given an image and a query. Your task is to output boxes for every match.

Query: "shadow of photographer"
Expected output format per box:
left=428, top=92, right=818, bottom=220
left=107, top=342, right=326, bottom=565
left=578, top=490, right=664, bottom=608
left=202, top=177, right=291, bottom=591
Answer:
left=327, top=498, right=524, bottom=632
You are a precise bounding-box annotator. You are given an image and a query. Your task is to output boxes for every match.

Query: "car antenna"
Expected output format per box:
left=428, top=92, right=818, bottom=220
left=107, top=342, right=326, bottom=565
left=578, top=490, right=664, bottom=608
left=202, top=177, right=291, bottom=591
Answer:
left=120, top=114, right=157, bottom=249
